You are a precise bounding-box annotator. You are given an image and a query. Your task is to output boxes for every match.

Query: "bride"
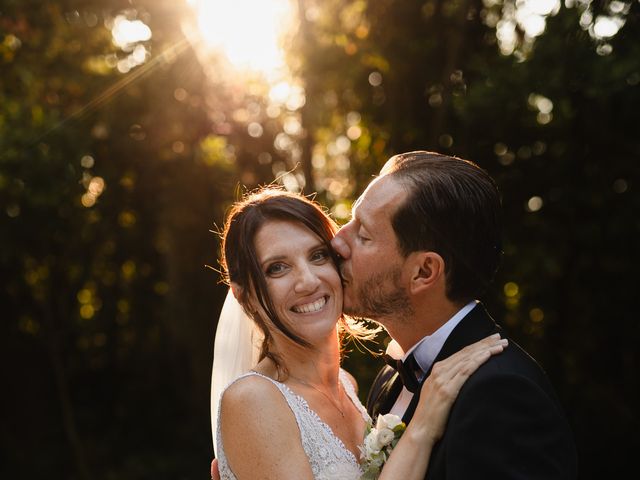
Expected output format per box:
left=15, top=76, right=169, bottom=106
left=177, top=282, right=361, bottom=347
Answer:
left=211, top=188, right=507, bottom=479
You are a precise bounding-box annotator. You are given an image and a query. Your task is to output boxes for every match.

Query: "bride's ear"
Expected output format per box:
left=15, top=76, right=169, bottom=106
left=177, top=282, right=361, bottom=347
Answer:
left=230, top=282, right=243, bottom=301
left=231, top=281, right=261, bottom=317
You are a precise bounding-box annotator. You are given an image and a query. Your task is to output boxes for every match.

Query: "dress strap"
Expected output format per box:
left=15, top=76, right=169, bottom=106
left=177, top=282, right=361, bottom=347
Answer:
left=339, top=369, right=372, bottom=423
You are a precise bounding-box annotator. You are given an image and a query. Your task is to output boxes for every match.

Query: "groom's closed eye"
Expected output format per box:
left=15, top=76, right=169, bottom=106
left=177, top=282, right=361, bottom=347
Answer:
left=357, top=227, right=371, bottom=243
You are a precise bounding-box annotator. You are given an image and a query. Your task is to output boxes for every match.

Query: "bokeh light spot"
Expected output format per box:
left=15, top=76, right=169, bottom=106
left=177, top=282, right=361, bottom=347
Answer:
left=118, top=210, right=137, bottom=228
left=81, top=155, right=95, bottom=168
left=527, top=196, right=543, bottom=212
left=613, top=179, right=628, bottom=193
left=504, top=282, right=519, bottom=297
left=248, top=122, right=264, bottom=138
left=593, top=16, right=621, bottom=38
left=438, top=134, right=453, bottom=148
left=368, top=71, right=382, bottom=87
left=530, top=308, right=544, bottom=323
left=80, top=304, right=95, bottom=319
left=121, top=260, right=136, bottom=280
left=111, top=16, right=152, bottom=49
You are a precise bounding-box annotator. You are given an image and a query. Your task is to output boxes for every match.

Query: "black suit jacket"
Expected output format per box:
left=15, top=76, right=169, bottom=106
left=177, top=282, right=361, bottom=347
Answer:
left=367, top=304, right=578, bottom=479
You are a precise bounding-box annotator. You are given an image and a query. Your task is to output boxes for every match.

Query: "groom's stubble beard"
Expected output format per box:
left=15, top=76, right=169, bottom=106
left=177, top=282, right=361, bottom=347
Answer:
left=344, top=264, right=414, bottom=323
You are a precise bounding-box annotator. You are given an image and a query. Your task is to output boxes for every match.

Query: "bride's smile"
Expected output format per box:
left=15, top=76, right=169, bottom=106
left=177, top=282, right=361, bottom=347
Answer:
left=291, top=295, right=328, bottom=314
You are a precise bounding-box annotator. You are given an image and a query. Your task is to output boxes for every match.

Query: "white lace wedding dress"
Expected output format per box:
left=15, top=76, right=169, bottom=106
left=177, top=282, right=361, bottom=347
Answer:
left=216, top=369, right=370, bottom=480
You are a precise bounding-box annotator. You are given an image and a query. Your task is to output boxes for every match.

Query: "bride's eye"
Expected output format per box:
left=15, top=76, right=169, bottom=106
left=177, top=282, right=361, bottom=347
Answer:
left=310, top=248, right=329, bottom=263
left=266, top=262, right=287, bottom=276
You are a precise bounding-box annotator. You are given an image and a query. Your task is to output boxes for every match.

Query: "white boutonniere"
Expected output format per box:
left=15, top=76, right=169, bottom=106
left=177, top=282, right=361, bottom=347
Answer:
left=359, top=413, right=406, bottom=479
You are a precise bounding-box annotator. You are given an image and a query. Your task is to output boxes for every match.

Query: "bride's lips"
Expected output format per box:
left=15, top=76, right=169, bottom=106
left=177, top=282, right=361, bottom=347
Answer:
left=291, top=295, right=329, bottom=314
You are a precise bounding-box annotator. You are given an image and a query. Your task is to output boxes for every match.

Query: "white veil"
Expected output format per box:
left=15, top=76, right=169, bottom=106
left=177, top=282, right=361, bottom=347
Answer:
left=210, top=289, right=263, bottom=455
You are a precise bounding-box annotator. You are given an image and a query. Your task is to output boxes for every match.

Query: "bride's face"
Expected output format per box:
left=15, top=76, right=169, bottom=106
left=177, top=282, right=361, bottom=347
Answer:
left=252, top=219, right=343, bottom=345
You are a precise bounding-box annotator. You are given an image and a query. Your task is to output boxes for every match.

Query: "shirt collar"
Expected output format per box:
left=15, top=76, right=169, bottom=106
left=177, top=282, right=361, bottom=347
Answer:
left=385, top=300, right=478, bottom=375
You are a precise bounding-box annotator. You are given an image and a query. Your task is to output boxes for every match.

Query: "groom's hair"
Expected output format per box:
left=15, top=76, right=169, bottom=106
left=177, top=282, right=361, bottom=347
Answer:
left=381, top=151, right=503, bottom=303
left=220, top=187, right=340, bottom=360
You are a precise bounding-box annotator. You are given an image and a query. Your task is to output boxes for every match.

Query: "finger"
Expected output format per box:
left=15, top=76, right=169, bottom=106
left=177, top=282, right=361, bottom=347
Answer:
left=447, top=334, right=504, bottom=362
left=458, top=340, right=507, bottom=368
left=422, top=335, right=508, bottom=398
left=447, top=349, right=495, bottom=389
left=465, top=334, right=506, bottom=353
left=434, top=350, right=495, bottom=399
left=434, top=337, right=507, bottom=378
left=458, top=336, right=507, bottom=359
left=430, top=339, right=508, bottom=387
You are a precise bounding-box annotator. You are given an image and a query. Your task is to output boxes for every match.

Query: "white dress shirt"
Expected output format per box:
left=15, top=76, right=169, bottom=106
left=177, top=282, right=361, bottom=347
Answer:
left=388, top=301, right=478, bottom=417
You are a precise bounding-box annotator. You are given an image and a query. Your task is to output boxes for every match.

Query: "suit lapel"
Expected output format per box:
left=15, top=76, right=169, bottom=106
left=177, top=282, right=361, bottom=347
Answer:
left=402, top=303, right=501, bottom=424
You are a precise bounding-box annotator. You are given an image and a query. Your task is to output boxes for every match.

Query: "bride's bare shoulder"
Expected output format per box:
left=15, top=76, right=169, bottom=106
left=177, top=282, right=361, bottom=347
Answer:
left=220, top=373, right=288, bottom=415
left=219, top=373, right=310, bottom=475
left=220, top=373, right=314, bottom=478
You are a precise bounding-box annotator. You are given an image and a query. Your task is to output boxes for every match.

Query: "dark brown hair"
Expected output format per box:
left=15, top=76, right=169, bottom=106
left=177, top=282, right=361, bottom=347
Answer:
left=220, top=187, right=343, bottom=371
left=381, top=151, right=503, bottom=303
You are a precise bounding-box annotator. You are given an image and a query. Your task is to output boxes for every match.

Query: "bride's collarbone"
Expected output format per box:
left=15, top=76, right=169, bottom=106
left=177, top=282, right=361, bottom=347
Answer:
left=292, top=386, right=364, bottom=455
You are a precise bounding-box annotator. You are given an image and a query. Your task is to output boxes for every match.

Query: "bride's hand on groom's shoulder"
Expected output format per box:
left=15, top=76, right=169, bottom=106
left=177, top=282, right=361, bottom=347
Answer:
left=414, top=334, right=508, bottom=443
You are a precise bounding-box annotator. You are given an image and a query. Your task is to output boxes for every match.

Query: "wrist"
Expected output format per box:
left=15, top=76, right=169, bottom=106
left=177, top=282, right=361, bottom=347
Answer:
left=404, top=424, right=437, bottom=450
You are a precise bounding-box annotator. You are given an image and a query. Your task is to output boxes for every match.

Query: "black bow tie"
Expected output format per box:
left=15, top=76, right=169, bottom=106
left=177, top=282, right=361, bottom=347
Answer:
left=382, top=353, right=422, bottom=393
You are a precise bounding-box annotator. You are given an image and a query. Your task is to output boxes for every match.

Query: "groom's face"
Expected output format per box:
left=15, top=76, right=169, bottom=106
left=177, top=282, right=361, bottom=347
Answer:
left=331, top=176, right=412, bottom=321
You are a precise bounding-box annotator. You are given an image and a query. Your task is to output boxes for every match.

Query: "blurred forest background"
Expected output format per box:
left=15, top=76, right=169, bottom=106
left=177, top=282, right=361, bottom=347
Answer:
left=1, top=0, right=638, bottom=478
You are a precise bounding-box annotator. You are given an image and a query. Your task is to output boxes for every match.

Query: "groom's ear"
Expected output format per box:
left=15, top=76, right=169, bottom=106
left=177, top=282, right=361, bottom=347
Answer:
left=408, top=251, right=445, bottom=294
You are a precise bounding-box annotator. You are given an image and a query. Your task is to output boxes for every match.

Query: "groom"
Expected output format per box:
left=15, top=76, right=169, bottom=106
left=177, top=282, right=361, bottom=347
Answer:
left=331, top=151, right=577, bottom=478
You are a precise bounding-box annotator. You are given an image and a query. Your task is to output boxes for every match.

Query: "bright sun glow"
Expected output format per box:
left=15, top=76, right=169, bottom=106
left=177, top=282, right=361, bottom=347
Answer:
left=188, top=0, right=293, bottom=75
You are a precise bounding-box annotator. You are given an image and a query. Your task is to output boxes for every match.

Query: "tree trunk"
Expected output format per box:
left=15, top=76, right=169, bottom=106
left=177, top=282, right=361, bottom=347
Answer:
left=42, top=299, right=92, bottom=480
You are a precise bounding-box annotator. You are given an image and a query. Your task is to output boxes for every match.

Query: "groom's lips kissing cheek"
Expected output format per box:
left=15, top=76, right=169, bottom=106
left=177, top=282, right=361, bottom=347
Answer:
left=338, top=266, right=353, bottom=302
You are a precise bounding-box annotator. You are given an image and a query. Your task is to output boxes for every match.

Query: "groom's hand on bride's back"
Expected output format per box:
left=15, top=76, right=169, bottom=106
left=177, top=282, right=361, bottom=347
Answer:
left=211, top=458, right=220, bottom=480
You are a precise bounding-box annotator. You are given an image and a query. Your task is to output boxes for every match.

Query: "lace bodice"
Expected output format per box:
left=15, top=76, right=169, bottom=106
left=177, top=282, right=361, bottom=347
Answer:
left=216, top=369, right=370, bottom=480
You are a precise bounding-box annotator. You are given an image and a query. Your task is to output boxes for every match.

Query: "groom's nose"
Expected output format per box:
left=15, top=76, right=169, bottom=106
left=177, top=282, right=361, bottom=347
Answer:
left=331, top=229, right=351, bottom=259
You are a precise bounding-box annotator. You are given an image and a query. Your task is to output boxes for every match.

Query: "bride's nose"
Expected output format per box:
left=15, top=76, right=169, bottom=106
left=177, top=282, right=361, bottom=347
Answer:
left=294, top=263, right=321, bottom=293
